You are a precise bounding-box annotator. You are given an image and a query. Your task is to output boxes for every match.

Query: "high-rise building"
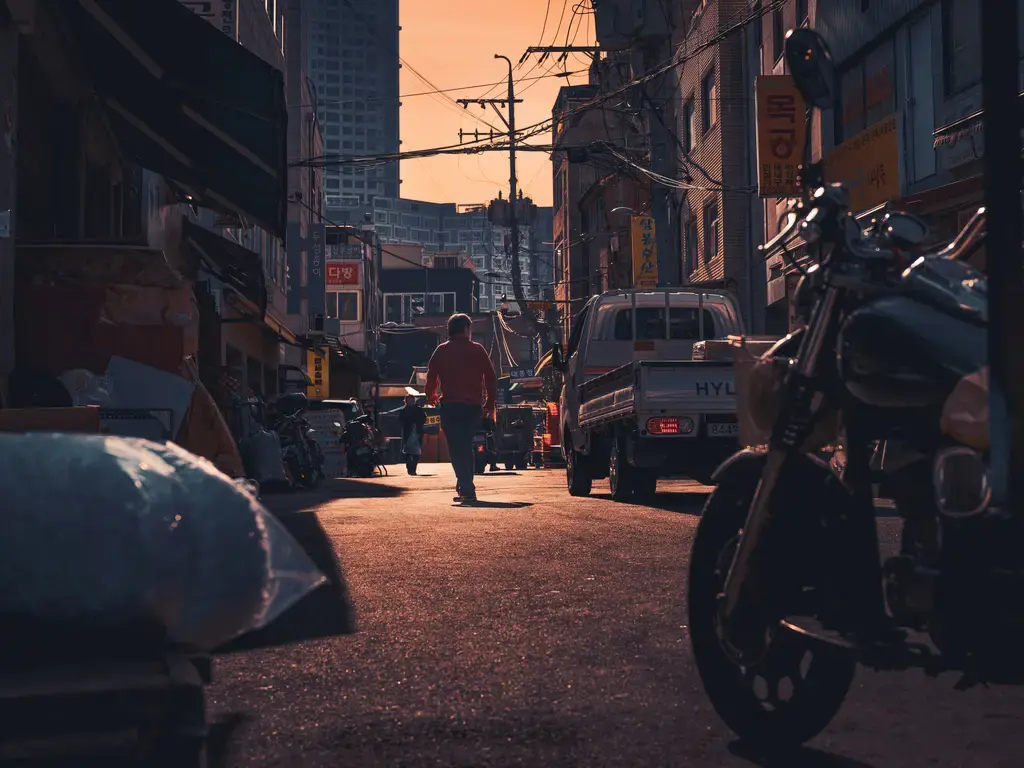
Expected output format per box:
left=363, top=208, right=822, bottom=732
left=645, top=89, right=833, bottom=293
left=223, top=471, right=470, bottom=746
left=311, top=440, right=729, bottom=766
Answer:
left=305, top=0, right=401, bottom=210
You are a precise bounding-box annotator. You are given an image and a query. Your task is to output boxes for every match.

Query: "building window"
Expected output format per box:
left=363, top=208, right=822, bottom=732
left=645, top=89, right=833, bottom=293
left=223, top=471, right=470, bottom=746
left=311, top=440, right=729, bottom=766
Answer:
left=384, top=293, right=425, bottom=323
left=837, top=39, right=895, bottom=141
left=702, top=200, right=719, bottom=262
left=685, top=216, right=698, bottom=275
left=772, top=7, right=785, bottom=62
left=326, top=290, right=360, bottom=321
left=426, top=292, right=456, bottom=314
left=701, top=70, right=717, bottom=134
left=682, top=99, right=695, bottom=152
left=796, top=0, right=808, bottom=25
left=943, top=0, right=981, bottom=96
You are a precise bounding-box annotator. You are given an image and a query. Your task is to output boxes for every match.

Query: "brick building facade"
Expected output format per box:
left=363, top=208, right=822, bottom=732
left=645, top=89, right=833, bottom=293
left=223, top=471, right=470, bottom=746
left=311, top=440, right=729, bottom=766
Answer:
left=676, top=0, right=761, bottom=329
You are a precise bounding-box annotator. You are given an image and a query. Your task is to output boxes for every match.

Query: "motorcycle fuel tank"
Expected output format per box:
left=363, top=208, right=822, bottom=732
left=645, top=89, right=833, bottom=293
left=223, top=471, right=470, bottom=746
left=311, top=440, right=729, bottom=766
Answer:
left=838, top=295, right=986, bottom=409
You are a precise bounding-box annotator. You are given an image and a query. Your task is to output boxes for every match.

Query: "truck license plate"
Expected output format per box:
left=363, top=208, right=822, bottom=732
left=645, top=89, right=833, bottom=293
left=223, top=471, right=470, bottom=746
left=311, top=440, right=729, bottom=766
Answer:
left=708, top=423, right=739, bottom=438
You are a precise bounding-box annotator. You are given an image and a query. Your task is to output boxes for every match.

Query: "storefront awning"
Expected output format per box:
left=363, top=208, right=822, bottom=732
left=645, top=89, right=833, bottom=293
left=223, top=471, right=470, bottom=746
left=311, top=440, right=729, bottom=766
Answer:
left=62, top=0, right=288, bottom=239
left=183, top=219, right=267, bottom=318
left=932, top=91, right=1024, bottom=149
left=328, top=339, right=381, bottom=381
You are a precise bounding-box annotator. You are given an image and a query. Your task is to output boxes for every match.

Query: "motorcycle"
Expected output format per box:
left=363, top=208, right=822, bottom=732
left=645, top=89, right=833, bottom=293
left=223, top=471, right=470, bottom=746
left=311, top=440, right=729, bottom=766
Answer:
left=343, top=413, right=384, bottom=478
left=688, top=27, right=1003, bottom=749
left=268, top=392, right=324, bottom=489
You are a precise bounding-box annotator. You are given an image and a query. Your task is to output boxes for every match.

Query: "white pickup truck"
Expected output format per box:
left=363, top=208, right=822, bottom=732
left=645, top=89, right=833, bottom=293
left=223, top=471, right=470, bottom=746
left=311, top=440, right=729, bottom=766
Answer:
left=552, top=289, right=745, bottom=500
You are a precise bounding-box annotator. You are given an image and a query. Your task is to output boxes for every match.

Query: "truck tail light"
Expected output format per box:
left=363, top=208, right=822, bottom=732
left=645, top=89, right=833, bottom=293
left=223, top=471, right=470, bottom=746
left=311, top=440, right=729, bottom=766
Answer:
left=647, top=417, right=694, bottom=435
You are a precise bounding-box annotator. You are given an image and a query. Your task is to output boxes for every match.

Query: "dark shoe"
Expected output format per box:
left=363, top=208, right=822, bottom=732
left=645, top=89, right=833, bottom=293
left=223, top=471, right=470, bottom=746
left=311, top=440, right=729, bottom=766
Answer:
left=456, top=494, right=478, bottom=504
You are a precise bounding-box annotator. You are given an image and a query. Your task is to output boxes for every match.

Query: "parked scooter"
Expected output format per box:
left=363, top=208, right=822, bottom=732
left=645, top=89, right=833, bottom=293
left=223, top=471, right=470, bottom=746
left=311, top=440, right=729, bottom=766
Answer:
left=342, top=414, right=384, bottom=478
left=267, top=392, right=324, bottom=489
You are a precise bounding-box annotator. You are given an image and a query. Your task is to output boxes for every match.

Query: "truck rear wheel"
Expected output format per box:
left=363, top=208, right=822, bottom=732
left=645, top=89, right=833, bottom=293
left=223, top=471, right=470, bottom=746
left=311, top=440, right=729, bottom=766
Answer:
left=609, top=437, right=634, bottom=501
left=565, top=435, right=592, bottom=497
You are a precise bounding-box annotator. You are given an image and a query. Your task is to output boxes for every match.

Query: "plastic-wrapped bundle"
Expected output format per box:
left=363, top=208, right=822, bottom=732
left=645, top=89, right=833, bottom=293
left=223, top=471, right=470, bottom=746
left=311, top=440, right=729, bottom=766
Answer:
left=0, top=433, right=326, bottom=653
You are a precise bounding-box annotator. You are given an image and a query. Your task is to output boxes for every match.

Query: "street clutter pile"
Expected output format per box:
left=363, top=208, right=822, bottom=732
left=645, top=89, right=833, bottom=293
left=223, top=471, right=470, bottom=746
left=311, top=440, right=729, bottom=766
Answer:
left=11, top=241, right=248, bottom=478
left=0, top=432, right=326, bottom=652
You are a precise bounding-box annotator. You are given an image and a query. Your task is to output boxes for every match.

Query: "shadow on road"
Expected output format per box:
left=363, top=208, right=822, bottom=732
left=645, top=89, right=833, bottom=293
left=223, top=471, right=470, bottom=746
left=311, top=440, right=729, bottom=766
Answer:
left=215, top=508, right=357, bottom=654
left=262, top=477, right=403, bottom=513
left=729, top=741, right=877, bottom=768
left=590, top=492, right=709, bottom=516
left=455, top=501, right=534, bottom=509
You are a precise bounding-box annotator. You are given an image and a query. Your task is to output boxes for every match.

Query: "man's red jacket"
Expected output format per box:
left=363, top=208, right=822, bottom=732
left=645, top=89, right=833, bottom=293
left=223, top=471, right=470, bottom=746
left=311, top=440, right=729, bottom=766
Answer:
left=425, top=336, right=497, bottom=409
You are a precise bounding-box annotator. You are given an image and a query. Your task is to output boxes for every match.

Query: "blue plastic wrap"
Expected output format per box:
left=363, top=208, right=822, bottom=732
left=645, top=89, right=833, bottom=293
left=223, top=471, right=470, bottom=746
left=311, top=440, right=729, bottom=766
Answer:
left=0, top=433, right=326, bottom=651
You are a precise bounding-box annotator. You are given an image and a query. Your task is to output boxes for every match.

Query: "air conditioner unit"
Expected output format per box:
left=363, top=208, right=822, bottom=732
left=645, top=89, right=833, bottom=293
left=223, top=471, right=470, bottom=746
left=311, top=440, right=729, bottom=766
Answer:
left=308, top=313, right=325, bottom=335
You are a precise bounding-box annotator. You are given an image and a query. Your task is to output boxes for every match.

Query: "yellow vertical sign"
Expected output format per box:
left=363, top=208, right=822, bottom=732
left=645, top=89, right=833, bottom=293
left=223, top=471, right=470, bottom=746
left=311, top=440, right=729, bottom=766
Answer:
left=306, top=349, right=329, bottom=399
left=630, top=215, right=658, bottom=288
left=755, top=75, right=807, bottom=198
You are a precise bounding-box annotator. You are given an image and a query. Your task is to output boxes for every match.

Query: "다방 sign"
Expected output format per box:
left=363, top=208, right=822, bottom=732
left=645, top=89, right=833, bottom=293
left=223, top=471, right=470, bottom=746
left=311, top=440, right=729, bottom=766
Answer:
left=630, top=215, right=658, bottom=288
left=755, top=75, right=807, bottom=198
left=326, top=262, right=360, bottom=286
left=824, top=114, right=900, bottom=213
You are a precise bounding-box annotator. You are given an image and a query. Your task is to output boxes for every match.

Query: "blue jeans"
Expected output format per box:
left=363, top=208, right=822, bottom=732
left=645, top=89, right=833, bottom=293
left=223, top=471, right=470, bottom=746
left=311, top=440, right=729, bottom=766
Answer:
left=440, top=402, right=481, bottom=497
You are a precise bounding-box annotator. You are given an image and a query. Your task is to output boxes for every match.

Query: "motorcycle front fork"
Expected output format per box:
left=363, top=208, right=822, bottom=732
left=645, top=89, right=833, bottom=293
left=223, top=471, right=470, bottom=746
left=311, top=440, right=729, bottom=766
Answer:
left=716, top=288, right=883, bottom=656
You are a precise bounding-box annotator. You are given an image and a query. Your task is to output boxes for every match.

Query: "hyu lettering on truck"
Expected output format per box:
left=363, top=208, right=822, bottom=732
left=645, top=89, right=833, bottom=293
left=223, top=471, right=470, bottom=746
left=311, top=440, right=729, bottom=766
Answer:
left=694, top=381, right=736, bottom=396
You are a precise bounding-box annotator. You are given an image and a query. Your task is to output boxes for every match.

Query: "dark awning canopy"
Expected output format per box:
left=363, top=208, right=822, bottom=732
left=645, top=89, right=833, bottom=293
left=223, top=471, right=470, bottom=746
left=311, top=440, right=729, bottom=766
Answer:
left=62, top=0, right=288, bottom=239
left=328, top=338, right=381, bottom=381
left=183, top=219, right=267, bottom=319
left=933, top=91, right=1024, bottom=149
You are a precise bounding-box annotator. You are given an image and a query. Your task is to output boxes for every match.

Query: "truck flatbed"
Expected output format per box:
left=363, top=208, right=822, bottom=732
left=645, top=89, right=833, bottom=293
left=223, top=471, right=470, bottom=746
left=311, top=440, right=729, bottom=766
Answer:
left=578, top=360, right=736, bottom=432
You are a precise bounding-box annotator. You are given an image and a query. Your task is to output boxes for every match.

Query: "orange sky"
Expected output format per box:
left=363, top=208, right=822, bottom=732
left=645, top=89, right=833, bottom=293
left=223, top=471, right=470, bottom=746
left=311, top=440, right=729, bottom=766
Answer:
left=397, top=1, right=594, bottom=208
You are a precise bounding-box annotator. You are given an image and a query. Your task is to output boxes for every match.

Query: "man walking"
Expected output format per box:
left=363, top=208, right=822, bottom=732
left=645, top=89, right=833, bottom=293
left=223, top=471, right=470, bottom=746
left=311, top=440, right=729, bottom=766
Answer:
left=426, top=313, right=497, bottom=503
left=398, top=394, right=426, bottom=475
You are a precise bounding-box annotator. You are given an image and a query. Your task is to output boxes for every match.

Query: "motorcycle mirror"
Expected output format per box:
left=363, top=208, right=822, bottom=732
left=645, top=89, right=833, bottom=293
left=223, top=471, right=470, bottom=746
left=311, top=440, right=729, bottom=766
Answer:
left=784, top=28, right=835, bottom=110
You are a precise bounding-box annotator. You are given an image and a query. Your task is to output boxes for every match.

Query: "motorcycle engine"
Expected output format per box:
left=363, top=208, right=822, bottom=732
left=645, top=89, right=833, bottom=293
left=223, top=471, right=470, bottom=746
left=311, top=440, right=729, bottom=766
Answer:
left=888, top=449, right=1024, bottom=678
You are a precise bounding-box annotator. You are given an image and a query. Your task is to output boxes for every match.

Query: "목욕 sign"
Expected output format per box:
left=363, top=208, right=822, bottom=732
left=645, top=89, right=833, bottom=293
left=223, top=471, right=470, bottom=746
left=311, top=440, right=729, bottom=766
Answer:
left=630, top=215, right=658, bottom=288
left=755, top=75, right=807, bottom=198
left=824, top=114, right=901, bottom=213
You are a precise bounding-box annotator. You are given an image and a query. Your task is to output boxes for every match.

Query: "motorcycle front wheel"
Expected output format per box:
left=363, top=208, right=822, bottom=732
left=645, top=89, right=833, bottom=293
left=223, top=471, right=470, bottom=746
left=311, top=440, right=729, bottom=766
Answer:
left=687, top=458, right=856, bottom=748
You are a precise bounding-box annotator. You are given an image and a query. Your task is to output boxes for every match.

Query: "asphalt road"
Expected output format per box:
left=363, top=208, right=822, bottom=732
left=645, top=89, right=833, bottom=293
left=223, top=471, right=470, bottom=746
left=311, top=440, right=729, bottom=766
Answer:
left=209, top=465, right=1024, bottom=768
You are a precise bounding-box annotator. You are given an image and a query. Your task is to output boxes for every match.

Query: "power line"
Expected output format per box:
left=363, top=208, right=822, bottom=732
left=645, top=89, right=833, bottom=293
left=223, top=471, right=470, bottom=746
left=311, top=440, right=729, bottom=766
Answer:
left=297, top=2, right=778, bottom=177
left=294, top=69, right=582, bottom=108
left=337, top=0, right=503, bottom=134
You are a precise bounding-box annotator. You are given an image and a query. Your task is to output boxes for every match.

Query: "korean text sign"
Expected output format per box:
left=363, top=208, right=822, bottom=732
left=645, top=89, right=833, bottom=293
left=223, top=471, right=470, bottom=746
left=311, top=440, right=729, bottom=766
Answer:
left=755, top=76, right=807, bottom=198
left=630, top=215, right=658, bottom=288
left=824, top=114, right=900, bottom=213
left=306, top=349, right=329, bottom=400
left=326, top=262, right=360, bottom=286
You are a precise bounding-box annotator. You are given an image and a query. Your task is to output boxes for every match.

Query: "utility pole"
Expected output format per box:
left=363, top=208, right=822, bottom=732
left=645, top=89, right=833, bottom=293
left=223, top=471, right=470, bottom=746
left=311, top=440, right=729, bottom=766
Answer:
left=981, top=0, right=1024, bottom=511
left=457, top=56, right=547, bottom=336
left=637, top=40, right=680, bottom=287
left=587, top=0, right=679, bottom=287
